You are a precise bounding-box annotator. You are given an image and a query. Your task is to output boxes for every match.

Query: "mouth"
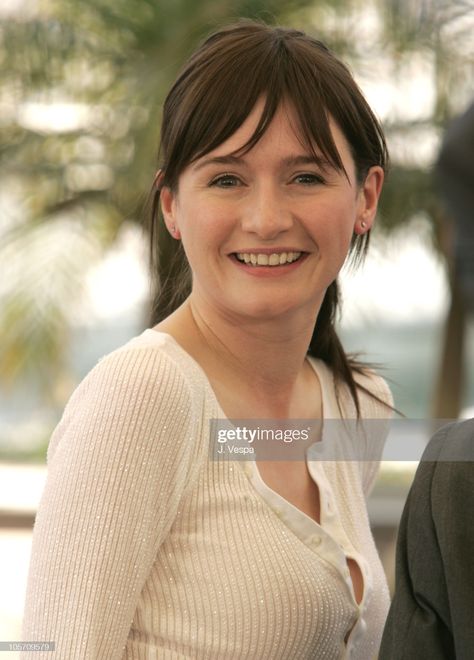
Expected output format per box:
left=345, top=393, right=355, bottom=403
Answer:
left=232, top=251, right=305, bottom=267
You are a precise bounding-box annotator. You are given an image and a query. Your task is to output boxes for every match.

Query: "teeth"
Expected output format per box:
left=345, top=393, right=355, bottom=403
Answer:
left=236, top=251, right=302, bottom=266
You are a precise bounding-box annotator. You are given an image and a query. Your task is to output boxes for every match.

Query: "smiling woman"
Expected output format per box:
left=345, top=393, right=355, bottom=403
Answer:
left=22, top=20, right=394, bottom=660
left=158, top=102, right=381, bottom=329
left=151, top=21, right=387, bottom=417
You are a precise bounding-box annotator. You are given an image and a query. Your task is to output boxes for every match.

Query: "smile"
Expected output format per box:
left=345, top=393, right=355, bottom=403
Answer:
left=234, top=251, right=302, bottom=266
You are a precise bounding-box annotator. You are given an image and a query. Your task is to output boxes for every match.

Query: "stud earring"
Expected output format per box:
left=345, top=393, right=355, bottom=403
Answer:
left=170, top=224, right=181, bottom=239
left=361, top=221, right=367, bottom=229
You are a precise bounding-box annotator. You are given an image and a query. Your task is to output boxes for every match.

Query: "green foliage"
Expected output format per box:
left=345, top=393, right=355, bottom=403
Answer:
left=0, top=0, right=473, bottom=412
left=0, top=0, right=318, bottom=396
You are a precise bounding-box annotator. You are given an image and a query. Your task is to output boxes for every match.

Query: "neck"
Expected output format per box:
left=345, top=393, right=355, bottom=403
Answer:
left=158, top=293, right=325, bottom=416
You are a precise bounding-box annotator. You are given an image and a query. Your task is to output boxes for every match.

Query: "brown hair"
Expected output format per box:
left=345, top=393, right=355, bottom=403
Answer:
left=145, top=20, right=389, bottom=415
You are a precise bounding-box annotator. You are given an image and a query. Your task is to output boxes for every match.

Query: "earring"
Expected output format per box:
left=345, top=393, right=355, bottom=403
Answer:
left=361, top=221, right=367, bottom=229
left=170, top=224, right=181, bottom=239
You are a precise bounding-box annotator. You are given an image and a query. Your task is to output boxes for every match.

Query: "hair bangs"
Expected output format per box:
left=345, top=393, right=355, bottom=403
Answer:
left=282, top=42, right=349, bottom=180
left=284, top=78, right=347, bottom=179
left=161, top=30, right=289, bottom=188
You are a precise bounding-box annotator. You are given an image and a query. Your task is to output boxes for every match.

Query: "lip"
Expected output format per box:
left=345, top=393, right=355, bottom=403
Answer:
left=229, top=247, right=305, bottom=255
left=228, top=252, right=309, bottom=276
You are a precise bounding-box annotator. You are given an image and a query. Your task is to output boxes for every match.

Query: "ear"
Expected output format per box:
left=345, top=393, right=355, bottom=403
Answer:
left=354, top=166, right=384, bottom=235
left=160, top=185, right=181, bottom=240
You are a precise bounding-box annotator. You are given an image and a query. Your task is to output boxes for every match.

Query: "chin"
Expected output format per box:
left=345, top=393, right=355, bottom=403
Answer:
left=228, top=297, right=307, bottom=323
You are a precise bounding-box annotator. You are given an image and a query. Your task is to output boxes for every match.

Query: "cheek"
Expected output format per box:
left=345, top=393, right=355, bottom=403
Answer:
left=177, top=200, right=230, bottom=267
left=308, top=199, right=357, bottom=252
left=182, top=198, right=234, bottom=240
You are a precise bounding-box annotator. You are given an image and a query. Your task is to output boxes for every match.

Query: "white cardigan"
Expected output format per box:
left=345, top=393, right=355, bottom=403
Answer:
left=22, top=329, right=393, bottom=659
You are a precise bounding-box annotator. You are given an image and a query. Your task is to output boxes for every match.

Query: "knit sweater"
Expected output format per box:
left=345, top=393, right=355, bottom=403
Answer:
left=22, top=329, right=393, bottom=659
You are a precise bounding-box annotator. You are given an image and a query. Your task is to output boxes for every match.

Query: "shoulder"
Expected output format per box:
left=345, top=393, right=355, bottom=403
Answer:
left=47, top=330, right=207, bottom=462
left=422, top=418, right=474, bottom=462
left=419, top=419, right=474, bottom=516
left=66, top=329, right=205, bottom=410
left=332, top=364, right=393, bottom=420
left=352, top=367, right=394, bottom=417
left=404, top=419, right=474, bottom=525
left=308, top=358, right=393, bottom=418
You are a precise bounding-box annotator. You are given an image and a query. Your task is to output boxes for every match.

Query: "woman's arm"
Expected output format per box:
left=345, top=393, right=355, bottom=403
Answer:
left=21, top=345, right=202, bottom=659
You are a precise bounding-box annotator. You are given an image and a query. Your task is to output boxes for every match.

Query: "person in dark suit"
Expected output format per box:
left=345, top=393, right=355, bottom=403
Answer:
left=379, top=418, right=474, bottom=659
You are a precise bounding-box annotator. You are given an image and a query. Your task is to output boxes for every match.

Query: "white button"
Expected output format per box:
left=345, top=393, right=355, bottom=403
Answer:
left=310, top=535, right=322, bottom=547
left=358, top=619, right=367, bottom=634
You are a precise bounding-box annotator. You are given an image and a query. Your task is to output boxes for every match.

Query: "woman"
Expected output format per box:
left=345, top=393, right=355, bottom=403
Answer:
left=22, top=20, right=393, bottom=659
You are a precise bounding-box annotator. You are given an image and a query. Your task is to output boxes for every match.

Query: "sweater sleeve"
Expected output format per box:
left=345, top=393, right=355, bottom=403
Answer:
left=21, top=345, right=203, bottom=659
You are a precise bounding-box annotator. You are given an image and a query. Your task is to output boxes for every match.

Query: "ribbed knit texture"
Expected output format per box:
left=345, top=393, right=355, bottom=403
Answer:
left=21, top=330, right=393, bottom=659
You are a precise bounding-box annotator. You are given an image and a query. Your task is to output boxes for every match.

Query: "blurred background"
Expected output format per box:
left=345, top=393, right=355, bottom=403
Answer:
left=1, top=0, right=474, bottom=653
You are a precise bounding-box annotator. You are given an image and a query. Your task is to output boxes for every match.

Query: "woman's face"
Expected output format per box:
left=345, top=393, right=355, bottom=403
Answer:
left=161, top=99, right=383, bottom=324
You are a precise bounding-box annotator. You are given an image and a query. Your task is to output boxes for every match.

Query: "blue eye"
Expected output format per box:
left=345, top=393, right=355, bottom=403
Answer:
left=293, top=173, right=325, bottom=185
left=210, top=174, right=242, bottom=187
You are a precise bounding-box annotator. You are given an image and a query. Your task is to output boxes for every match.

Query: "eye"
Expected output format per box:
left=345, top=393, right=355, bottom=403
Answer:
left=292, top=172, right=325, bottom=185
left=209, top=173, right=243, bottom=188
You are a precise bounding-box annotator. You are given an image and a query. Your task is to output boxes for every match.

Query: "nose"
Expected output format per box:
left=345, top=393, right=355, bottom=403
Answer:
left=240, top=182, right=293, bottom=240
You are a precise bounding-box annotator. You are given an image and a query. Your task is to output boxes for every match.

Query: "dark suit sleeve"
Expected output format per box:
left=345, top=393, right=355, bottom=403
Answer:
left=379, top=424, right=455, bottom=659
left=431, top=420, right=474, bottom=660
left=380, top=419, right=474, bottom=659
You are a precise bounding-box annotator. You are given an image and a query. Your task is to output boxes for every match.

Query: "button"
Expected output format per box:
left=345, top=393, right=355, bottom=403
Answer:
left=310, top=535, right=322, bottom=547
left=357, top=619, right=367, bottom=634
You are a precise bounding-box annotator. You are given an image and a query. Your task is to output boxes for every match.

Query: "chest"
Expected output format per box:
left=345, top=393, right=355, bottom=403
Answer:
left=255, top=460, right=364, bottom=606
left=256, top=459, right=321, bottom=524
left=151, top=458, right=385, bottom=656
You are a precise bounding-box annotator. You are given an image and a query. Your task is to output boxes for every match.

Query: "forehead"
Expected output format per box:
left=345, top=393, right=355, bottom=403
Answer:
left=192, top=97, right=353, bottom=170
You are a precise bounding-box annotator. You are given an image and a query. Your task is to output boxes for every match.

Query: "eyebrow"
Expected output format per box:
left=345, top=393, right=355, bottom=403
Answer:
left=192, top=153, right=333, bottom=171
